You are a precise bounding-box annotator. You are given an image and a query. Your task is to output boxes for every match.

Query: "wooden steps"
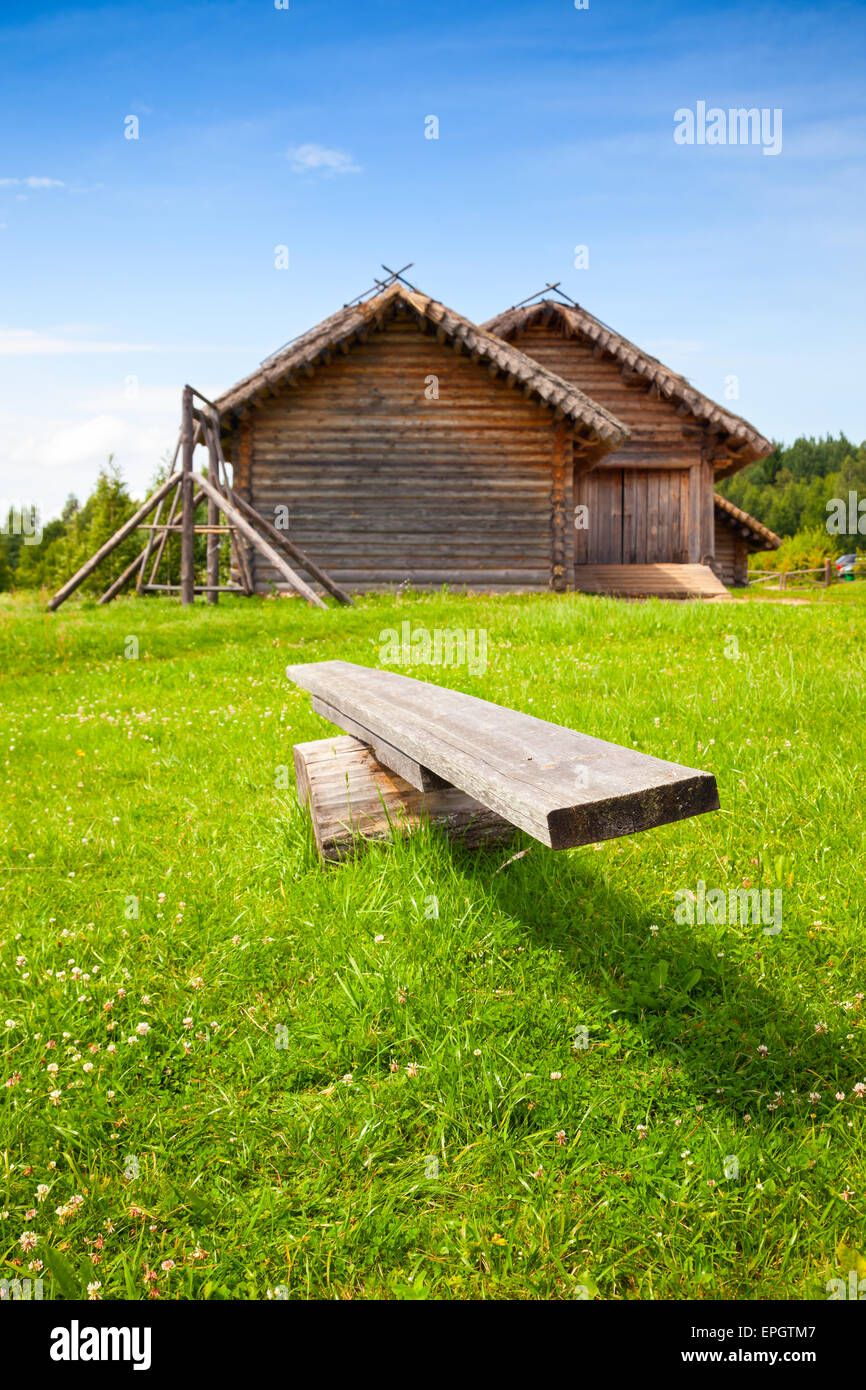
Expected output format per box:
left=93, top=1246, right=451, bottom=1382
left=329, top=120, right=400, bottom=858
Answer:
left=288, top=661, right=720, bottom=851
left=573, top=563, right=731, bottom=600
left=293, top=735, right=514, bottom=861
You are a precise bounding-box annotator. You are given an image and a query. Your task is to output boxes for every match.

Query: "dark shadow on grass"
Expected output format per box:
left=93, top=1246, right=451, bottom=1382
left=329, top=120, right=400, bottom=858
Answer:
left=445, top=832, right=862, bottom=1120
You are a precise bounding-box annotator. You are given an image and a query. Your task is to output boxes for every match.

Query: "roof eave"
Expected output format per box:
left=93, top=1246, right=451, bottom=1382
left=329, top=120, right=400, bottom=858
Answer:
left=714, top=493, right=782, bottom=549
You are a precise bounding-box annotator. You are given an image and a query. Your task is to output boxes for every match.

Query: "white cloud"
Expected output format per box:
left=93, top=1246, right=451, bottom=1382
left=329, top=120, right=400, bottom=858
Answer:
left=286, top=143, right=361, bottom=175
left=26, top=415, right=138, bottom=470
left=0, top=327, right=245, bottom=356
left=0, top=410, right=183, bottom=518
left=0, top=375, right=234, bottom=517
left=0, top=176, right=65, bottom=188
left=0, top=328, right=172, bottom=356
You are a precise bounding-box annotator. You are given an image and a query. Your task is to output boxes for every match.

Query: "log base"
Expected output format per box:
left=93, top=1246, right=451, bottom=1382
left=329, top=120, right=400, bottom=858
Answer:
left=293, top=735, right=515, bottom=862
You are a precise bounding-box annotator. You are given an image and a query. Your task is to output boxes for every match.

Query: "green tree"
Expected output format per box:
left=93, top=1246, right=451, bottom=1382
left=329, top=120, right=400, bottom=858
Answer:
left=75, top=458, right=140, bottom=594
left=719, top=433, right=866, bottom=543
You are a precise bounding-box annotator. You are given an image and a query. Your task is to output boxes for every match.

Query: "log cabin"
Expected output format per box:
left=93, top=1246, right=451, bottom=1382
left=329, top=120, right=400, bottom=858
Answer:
left=215, top=283, right=630, bottom=594
left=483, top=298, right=780, bottom=597
left=214, top=282, right=779, bottom=599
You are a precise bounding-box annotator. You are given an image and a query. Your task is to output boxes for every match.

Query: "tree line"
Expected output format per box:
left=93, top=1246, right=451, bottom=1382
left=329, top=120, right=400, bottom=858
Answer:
left=717, top=433, right=866, bottom=543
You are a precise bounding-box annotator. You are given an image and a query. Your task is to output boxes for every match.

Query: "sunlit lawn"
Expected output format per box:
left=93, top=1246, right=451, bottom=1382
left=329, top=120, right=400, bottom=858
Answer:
left=1, top=583, right=864, bottom=1300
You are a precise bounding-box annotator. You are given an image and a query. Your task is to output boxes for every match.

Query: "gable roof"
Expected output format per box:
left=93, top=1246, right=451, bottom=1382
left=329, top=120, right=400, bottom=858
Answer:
left=215, top=283, right=630, bottom=461
left=714, top=493, right=781, bottom=550
left=483, top=299, right=772, bottom=472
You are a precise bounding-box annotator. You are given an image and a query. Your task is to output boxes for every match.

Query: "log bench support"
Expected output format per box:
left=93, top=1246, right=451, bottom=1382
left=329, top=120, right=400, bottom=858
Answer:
left=294, top=735, right=515, bottom=862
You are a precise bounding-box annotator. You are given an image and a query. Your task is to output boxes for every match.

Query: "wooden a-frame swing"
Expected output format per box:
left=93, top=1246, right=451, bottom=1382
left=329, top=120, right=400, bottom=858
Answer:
left=47, top=386, right=353, bottom=612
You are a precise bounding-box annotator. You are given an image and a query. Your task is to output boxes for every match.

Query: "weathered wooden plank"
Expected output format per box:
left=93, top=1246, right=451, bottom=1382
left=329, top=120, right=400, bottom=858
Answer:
left=276, top=567, right=553, bottom=585
left=574, top=468, right=593, bottom=565
left=635, top=470, right=648, bottom=561
left=648, top=469, right=660, bottom=560
left=688, top=460, right=703, bottom=562
left=622, top=469, right=636, bottom=564
left=592, top=456, right=693, bottom=470
left=286, top=661, right=720, bottom=849
left=701, top=452, right=716, bottom=562
left=293, top=734, right=514, bottom=862
left=309, top=695, right=451, bottom=791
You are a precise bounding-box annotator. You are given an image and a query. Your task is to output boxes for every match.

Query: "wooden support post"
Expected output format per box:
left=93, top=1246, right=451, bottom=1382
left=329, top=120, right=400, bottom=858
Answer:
left=180, top=386, right=195, bottom=606
left=47, top=472, right=182, bottom=611
left=205, top=423, right=220, bottom=605
left=136, top=488, right=168, bottom=594
left=193, top=472, right=327, bottom=608
left=98, top=482, right=206, bottom=608
left=137, top=435, right=180, bottom=592
left=98, top=549, right=146, bottom=606
left=147, top=425, right=200, bottom=588
left=147, top=479, right=181, bottom=588
left=198, top=414, right=254, bottom=596
left=824, top=557, right=832, bottom=588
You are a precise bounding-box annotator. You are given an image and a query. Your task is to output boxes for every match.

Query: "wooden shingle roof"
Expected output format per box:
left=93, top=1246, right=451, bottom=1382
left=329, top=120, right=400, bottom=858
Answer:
left=714, top=493, right=781, bottom=550
left=215, top=283, right=631, bottom=460
left=483, top=299, right=773, bottom=470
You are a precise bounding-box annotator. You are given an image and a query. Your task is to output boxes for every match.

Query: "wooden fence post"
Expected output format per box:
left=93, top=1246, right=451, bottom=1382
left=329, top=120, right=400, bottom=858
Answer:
left=824, top=557, right=832, bottom=588
left=180, top=386, right=195, bottom=606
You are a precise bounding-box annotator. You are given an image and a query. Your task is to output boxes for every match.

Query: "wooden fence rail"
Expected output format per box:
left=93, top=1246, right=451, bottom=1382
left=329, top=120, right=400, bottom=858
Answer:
left=747, top=560, right=840, bottom=590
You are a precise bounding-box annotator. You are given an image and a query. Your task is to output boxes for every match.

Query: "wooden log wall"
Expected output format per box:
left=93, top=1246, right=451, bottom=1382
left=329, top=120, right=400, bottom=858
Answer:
left=230, top=309, right=570, bottom=593
left=714, top=519, right=749, bottom=586
left=507, top=322, right=710, bottom=568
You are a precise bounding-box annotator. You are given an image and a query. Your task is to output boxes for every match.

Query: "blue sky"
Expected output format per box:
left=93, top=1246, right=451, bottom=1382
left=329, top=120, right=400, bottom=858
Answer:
left=1, top=0, right=864, bottom=518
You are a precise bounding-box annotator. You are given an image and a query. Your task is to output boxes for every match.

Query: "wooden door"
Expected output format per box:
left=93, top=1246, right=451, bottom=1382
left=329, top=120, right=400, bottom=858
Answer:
left=575, top=467, right=691, bottom=568
left=574, top=469, right=624, bottom=563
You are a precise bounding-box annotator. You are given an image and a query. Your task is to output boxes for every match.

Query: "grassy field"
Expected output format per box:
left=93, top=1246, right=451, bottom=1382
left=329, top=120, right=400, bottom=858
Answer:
left=1, top=583, right=864, bottom=1301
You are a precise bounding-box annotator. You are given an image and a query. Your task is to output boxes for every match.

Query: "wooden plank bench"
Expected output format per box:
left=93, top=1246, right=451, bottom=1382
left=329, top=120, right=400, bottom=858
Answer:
left=287, top=660, right=719, bottom=855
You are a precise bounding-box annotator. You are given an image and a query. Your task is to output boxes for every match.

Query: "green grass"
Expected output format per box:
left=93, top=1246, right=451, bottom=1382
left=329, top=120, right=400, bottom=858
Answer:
left=1, top=583, right=864, bottom=1301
